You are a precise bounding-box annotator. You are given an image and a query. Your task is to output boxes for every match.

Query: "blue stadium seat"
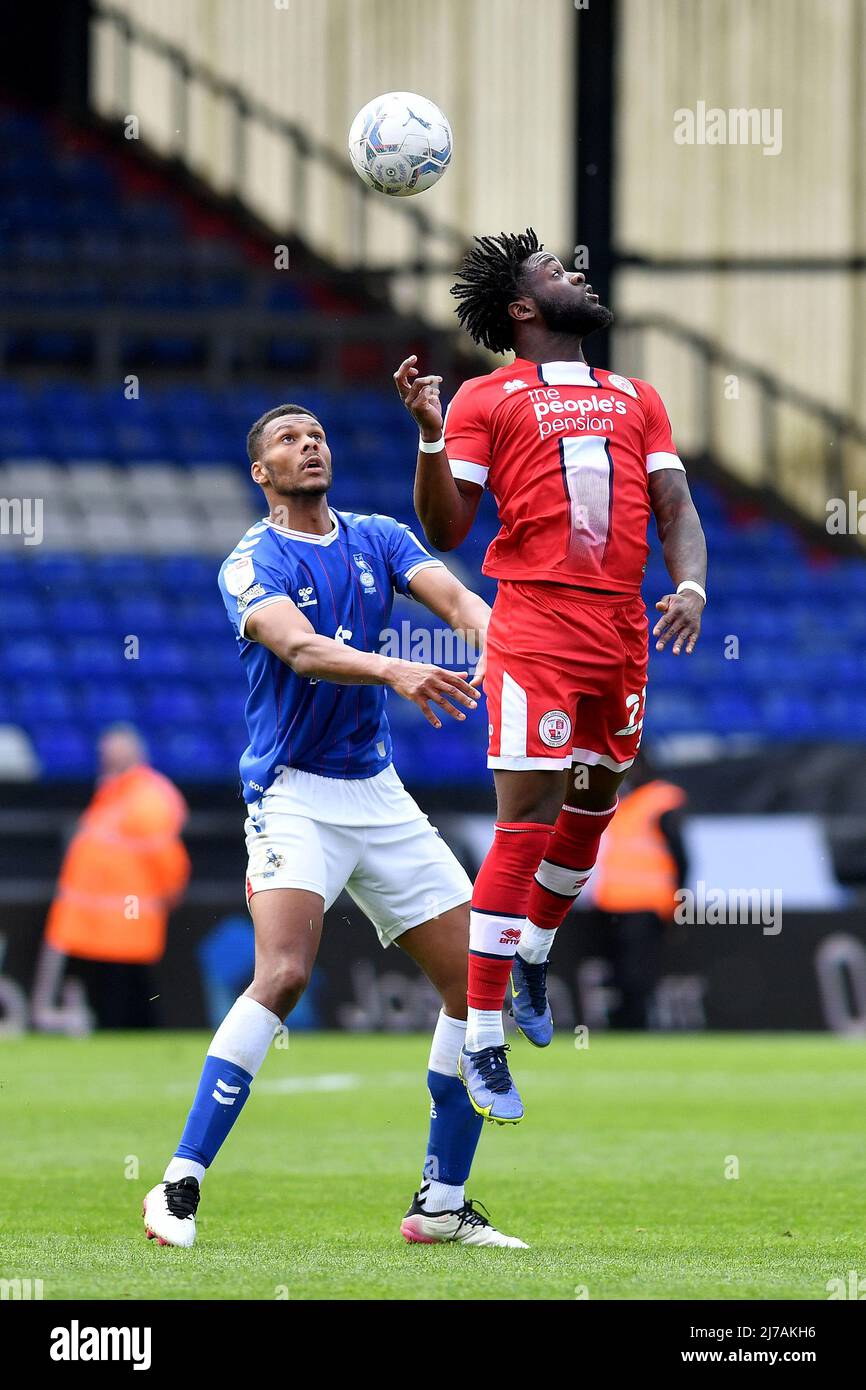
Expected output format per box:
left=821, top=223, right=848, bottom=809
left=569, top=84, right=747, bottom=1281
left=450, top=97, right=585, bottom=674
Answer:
left=0, top=594, right=44, bottom=632
left=759, top=691, right=821, bottom=738
left=0, top=380, right=31, bottom=416
left=142, top=683, right=208, bottom=724
left=134, top=637, right=197, bottom=677
left=113, top=422, right=171, bottom=460
left=25, top=554, right=91, bottom=588
left=89, top=555, right=157, bottom=587
left=47, top=596, right=109, bottom=636
left=65, top=637, right=128, bottom=677
left=704, top=691, right=763, bottom=735
left=0, top=424, right=41, bottom=454
left=173, top=600, right=228, bottom=635
left=110, top=595, right=171, bottom=634
left=47, top=423, right=113, bottom=458
left=156, top=730, right=229, bottom=780
left=31, top=725, right=95, bottom=778
left=16, top=678, right=76, bottom=721
left=76, top=680, right=139, bottom=724
left=3, top=636, right=57, bottom=675
left=156, top=555, right=219, bottom=588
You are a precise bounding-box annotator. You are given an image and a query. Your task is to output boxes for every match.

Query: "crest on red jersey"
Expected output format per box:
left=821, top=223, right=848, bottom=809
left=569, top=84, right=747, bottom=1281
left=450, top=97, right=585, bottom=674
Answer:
left=539, top=709, right=572, bottom=748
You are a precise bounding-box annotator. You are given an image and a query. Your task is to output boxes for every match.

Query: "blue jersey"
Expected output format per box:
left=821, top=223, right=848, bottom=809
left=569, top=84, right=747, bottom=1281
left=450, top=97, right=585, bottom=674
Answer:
left=218, top=509, right=443, bottom=801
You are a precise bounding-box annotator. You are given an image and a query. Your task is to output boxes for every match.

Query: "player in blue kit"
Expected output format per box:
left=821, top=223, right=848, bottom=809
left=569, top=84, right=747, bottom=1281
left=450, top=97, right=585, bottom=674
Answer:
left=143, top=403, right=527, bottom=1249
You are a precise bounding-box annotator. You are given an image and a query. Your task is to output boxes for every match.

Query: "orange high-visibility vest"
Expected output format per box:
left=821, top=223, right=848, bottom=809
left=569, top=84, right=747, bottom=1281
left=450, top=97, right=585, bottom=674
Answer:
left=593, top=780, right=686, bottom=919
left=45, top=765, right=190, bottom=965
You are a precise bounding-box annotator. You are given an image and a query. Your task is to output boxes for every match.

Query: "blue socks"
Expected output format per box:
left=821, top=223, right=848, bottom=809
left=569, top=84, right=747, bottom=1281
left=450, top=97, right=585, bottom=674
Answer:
left=424, top=1069, right=484, bottom=1189
left=173, top=1055, right=254, bottom=1168
left=164, top=994, right=280, bottom=1183
left=163, top=1000, right=485, bottom=1215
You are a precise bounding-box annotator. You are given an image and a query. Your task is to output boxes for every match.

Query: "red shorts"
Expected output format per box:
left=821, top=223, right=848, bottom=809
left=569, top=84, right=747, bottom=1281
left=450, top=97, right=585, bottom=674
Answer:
left=484, top=581, right=649, bottom=772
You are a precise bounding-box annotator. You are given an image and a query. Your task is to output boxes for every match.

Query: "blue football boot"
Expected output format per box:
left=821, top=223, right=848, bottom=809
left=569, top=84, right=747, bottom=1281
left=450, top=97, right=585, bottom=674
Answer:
left=457, top=1043, right=524, bottom=1124
left=510, top=954, right=554, bottom=1047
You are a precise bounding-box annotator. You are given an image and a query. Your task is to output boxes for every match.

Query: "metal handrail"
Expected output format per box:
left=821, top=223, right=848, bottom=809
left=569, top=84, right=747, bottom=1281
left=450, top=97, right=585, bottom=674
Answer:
left=617, top=314, right=866, bottom=452
left=91, top=2, right=468, bottom=272
left=614, top=316, right=866, bottom=538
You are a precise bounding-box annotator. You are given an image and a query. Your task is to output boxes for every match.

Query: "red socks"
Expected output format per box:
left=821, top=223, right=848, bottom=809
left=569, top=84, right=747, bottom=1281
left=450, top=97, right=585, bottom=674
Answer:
left=467, top=822, right=552, bottom=1010
left=525, top=801, right=618, bottom=932
left=467, top=804, right=620, bottom=1012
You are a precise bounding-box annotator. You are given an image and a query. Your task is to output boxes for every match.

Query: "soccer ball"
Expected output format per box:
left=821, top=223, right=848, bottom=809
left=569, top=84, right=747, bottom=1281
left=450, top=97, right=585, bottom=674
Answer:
left=348, top=92, right=452, bottom=197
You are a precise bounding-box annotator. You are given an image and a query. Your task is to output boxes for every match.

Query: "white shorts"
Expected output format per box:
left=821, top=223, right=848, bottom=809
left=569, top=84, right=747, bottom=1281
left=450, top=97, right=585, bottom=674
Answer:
left=243, top=764, right=472, bottom=948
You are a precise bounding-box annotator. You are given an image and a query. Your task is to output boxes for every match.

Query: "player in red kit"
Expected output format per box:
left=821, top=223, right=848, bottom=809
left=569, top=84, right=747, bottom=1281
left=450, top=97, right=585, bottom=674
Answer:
left=394, top=228, right=707, bottom=1124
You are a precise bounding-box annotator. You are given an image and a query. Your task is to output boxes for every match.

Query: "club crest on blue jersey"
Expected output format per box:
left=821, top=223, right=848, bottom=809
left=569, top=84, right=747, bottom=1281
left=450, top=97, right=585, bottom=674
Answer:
left=353, top=553, right=377, bottom=592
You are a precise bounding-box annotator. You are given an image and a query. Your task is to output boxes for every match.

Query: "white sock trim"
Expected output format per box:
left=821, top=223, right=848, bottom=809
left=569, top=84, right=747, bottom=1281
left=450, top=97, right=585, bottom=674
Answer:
left=427, top=1010, right=467, bottom=1077
left=469, top=908, right=523, bottom=957
left=465, top=1006, right=504, bottom=1052
left=207, top=994, right=281, bottom=1077
left=518, top=919, right=556, bottom=964
left=420, top=1179, right=465, bottom=1213
left=535, top=859, right=592, bottom=896
left=560, top=798, right=619, bottom=816
left=163, top=1157, right=205, bottom=1185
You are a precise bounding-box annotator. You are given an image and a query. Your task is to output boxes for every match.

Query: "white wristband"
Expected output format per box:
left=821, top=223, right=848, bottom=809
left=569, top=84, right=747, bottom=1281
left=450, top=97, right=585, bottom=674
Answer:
left=677, top=580, right=707, bottom=605
left=418, top=434, right=446, bottom=454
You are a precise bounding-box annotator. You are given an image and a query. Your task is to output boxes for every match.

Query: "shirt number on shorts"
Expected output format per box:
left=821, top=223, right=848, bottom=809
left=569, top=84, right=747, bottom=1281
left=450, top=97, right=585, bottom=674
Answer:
left=615, top=686, right=646, bottom=743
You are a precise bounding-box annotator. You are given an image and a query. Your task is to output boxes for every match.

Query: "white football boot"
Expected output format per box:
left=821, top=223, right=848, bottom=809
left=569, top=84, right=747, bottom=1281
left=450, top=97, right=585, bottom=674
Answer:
left=143, top=1176, right=200, bottom=1248
left=401, top=1193, right=528, bottom=1247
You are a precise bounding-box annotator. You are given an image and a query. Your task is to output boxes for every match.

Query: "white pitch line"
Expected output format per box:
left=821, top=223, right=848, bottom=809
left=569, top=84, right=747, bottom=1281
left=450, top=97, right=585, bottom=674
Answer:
left=167, top=1068, right=420, bottom=1098
left=256, top=1073, right=360, bottom=1095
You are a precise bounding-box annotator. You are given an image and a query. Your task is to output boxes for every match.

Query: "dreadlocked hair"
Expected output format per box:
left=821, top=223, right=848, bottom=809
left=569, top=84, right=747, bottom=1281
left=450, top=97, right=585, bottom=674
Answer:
left=450, top=227, right=542, bottom=353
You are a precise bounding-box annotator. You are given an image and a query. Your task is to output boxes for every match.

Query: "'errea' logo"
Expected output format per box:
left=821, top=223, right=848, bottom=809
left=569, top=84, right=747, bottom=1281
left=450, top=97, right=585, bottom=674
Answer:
left=49, top=1320, right=152, bottom=1370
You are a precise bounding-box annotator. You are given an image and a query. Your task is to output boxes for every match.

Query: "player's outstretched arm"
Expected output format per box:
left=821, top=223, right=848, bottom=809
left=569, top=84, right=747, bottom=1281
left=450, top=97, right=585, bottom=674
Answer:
left=649, top=468, right=708, bottom=655
left=393, top=355, right=482, bottom=550
left=407, top=564, right=490, bottom=685
left=245, top=599, right=479, bottom=729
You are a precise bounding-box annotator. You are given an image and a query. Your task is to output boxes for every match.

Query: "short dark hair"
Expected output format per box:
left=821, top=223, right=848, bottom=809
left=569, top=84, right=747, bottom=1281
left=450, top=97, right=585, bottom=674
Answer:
left=246, top=403, right=321, bottom=464
left=450, top=227, right=542, bottom=352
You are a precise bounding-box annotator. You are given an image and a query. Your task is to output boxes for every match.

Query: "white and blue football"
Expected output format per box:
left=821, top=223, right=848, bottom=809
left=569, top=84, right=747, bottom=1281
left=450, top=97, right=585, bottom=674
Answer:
left=348, top=91, right=453, bottom=197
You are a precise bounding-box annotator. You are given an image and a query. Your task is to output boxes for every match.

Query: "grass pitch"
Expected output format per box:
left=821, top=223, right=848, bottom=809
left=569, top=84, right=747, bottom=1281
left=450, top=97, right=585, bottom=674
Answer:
left=0, top=1031, right=861, bottom=1300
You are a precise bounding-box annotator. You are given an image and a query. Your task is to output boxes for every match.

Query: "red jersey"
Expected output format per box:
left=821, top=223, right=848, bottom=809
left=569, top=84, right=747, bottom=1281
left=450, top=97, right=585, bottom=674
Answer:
left=443, top=358, right=684, bottom=596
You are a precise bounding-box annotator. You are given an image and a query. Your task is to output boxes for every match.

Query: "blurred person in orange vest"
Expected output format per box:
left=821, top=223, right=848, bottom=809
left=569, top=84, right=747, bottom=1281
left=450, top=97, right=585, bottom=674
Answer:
left=39, top=725, right=191, bottom=1029
left=591, top=749, right=688, bottom=1028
